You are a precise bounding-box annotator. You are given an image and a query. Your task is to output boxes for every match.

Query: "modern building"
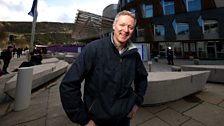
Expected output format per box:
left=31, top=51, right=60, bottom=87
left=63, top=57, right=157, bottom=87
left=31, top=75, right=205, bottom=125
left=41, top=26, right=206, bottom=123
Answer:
left=71, top=4, right=117, bottom=42
left=118, top=0, right=224, bottom=59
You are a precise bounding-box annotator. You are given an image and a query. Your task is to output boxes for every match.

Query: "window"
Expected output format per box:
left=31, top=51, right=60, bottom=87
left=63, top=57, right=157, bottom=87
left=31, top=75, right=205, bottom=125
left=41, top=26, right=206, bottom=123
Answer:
left=130, top=8, right=136, bottom=16
left=141, top=3, right=153, bottom=18
left=197, top=16, right=202, bottom=27
left=172, top=19, right=189, bottom=35
left=154, top=24, right=165, bottom=36
left=177, top=23, right=189, bottom=35
left=126, top=0, right=133, bottom=4
left=160, top=0, right=175, bottom=15
left=183, top=0, right=201, bottom=12
left=136, top=27, right=144, bottom=37
left=203, top=20, right=218, bottom=33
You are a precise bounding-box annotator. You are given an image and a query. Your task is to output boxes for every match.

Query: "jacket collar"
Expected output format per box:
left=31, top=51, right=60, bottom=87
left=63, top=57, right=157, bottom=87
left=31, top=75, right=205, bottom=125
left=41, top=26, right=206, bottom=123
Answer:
left=110, top=32, right=136, bottom=54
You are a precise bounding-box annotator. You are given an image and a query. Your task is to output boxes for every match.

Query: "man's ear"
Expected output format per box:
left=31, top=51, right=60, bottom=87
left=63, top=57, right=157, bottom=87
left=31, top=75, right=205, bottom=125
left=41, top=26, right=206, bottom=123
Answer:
left=112, top=23, right=115, bottom=30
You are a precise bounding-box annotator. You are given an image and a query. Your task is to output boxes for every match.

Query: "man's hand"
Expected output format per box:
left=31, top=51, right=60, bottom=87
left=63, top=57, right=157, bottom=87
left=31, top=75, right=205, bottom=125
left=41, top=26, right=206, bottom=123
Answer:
left=127, top=104, right=139, bottom=119
left=85, top=120, right=96, bottom=126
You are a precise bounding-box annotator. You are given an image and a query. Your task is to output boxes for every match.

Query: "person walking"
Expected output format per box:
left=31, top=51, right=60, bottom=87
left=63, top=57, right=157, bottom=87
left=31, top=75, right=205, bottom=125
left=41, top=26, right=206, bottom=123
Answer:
left=60, top=10, right=148, bottom=126
left=167, top=46, right=174, bottom=65
left=1, top=45, right=13, bottom=74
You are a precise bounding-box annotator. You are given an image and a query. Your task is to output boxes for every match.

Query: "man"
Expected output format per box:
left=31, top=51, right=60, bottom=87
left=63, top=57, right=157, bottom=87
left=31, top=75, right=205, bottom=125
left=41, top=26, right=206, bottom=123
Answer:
left=167, top=46, right=174, bottom=65
left=1, top=45, right=13, bottom=74
left=60, top=10, right=148, bottom=126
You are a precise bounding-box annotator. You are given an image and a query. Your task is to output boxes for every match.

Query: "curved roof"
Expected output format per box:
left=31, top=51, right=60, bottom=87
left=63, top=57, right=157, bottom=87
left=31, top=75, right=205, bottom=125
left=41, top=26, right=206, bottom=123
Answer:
left=71, top=10, right=114, bottom=41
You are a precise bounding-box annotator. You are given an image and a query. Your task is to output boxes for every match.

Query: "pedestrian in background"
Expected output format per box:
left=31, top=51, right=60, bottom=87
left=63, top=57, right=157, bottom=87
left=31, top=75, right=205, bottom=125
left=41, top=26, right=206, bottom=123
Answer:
left=0, top=45, right=13, bottom=74
left=60, top=10, right=148, bottom=126
left=167, top=46, right=174, bottom=65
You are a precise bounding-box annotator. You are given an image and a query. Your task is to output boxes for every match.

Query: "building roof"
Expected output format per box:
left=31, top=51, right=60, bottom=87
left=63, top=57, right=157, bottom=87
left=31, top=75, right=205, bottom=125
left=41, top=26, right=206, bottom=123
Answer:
left=71, top=10, right=114, bottom=41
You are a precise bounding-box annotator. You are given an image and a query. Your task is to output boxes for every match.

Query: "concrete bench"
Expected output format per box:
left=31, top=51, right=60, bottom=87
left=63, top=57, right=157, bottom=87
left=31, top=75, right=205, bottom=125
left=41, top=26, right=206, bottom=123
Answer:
left=41, top=58, right=59, bottom=64
left=143, top=71, right=210, bottom=105
left=181, top=65, right=224, bottom=83
left=4, top=60, right=69, bottom=98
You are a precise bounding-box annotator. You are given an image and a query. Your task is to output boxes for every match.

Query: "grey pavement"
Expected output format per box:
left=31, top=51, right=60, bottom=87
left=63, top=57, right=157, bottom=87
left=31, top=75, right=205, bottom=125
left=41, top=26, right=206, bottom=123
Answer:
left=0, top=57, right=224, bottom=126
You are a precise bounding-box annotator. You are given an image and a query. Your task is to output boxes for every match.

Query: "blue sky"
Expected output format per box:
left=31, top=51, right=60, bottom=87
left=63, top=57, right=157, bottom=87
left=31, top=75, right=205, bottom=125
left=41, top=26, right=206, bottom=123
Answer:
left=0, top=0, right=118, bottom=23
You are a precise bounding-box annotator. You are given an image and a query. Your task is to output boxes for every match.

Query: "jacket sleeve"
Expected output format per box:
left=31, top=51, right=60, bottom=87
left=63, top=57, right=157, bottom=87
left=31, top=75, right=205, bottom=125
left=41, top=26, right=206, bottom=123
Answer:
left=59, top=44, right=95, bottom=125
left=134, top=53, right=148, bottom=106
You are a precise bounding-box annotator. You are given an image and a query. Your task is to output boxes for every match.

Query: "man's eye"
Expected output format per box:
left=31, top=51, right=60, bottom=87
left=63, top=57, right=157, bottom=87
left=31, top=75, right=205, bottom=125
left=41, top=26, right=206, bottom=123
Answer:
left=129, top=26, right=134, bottom=30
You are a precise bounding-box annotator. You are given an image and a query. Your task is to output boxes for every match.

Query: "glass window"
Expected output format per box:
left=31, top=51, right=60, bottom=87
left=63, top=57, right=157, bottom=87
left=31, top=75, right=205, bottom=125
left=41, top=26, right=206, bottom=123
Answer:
left=136, top=27, right=144, bottom=37
left=197, top=16, right=202, bottom=27
left=177, top=23, right=189, bottom=35
left=130, top=8, right=136, bottom=16
left=203, top=20, right=218, bottom=33
left=160, top=0, right=175, bottom=15
left=173, top=19, right=189, bottom=35
left=183, top=0, right=201, bottom=12
left=141, top=3, right=153, bottom=18
left=154, top=24, right=165, bottom=36
left=172, top=19, right=177, bottom=33
left=216, top=42, right=224, bottom=58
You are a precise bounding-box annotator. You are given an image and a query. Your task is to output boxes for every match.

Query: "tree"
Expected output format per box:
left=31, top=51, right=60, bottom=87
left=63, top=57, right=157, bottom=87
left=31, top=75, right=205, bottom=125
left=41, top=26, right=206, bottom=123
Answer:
left=0, top=23, right=8, bottom=49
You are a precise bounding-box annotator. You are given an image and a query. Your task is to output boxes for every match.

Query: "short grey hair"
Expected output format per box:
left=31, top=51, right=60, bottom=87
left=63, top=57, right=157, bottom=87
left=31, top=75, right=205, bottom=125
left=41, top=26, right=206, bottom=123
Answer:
left=113, top=10, right=136, bottom=27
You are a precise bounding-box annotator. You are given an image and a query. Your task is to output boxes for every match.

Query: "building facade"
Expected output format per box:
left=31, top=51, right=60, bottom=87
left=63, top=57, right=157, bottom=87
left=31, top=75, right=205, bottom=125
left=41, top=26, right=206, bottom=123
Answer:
left=118, top=0, right=224, bottom=59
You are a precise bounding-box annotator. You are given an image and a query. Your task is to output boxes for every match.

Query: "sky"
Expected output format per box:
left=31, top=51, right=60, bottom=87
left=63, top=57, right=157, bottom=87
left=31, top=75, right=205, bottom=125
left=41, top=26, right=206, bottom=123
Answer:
left=0, top=0, right=118, bottom=23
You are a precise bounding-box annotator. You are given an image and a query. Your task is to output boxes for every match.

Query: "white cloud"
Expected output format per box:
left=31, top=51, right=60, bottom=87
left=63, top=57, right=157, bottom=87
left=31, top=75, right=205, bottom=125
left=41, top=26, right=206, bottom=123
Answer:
left=0, top=0, right=118, bottom=23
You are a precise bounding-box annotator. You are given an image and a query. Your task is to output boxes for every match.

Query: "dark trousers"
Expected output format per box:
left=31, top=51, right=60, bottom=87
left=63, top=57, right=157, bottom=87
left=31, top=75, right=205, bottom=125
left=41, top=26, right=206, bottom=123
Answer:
left=117, top=118, right=130, bottom=126
left=3, top=60, right=10, bottom=73
left=82, top=118, right=130, bottom=126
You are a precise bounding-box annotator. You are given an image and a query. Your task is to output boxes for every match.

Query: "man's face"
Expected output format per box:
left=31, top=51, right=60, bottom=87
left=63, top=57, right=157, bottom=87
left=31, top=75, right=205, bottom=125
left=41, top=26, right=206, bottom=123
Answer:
left=113, top=15, right=135, bottom=44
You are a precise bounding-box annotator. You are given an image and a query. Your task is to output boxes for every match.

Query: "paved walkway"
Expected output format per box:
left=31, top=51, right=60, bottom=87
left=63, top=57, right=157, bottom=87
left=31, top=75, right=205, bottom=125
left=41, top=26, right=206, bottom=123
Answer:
left=0, top=57, right=224, bottom=126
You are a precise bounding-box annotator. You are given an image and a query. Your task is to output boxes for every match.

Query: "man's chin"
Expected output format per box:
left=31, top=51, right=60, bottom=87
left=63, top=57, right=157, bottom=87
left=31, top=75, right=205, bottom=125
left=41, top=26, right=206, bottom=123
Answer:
left=119, top=38, right=129, bottom=43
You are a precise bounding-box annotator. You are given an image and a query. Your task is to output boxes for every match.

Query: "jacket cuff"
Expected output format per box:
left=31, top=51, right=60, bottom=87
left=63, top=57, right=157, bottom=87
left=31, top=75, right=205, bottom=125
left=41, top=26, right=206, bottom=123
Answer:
left=135, top=95, right=144, bottom=106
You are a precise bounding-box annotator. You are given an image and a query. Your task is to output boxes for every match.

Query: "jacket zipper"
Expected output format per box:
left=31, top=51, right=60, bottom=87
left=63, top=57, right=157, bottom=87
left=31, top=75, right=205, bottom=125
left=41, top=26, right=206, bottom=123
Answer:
left=88, top=99, right=97, bottom=112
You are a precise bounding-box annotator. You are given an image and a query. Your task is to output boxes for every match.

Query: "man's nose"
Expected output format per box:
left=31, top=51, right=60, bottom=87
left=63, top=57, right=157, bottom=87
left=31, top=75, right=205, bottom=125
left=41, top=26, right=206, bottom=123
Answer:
left=123, top=26, right=129, bottom=32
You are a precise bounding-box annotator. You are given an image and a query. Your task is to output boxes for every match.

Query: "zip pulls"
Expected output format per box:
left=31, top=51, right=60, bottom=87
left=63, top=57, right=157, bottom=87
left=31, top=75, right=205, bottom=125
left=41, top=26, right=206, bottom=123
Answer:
left=88, top=99, right=97, bottom=112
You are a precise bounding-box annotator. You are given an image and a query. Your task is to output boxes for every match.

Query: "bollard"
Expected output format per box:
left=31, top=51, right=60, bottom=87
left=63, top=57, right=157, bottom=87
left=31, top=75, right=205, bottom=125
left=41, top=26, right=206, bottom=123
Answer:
left=148, top=61, right=152, bottom=72
left=14, top=67, right=33, bottom=111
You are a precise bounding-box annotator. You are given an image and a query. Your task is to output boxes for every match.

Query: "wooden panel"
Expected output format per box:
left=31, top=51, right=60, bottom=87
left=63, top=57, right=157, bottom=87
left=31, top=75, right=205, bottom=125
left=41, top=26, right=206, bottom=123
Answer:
left=174, top=0, right=186, bottom=14
left=201, top=0, right=216, bottom=10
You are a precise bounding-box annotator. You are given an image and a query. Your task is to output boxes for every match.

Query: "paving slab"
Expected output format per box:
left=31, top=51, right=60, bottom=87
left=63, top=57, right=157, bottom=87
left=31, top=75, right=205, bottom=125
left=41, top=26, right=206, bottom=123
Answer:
left=130, top=107, right=155, bottom=126
left=181, top=119, right=205, bottom=126
left=196, top=92, right=223, bottom=105
left=0, top=101, right=13, bottom=117
left=144, top=104, right=168, bottom=114
left=184, top=102, right=224, bottom=126
left=16, top=117, right=46, bottom=126
left=156, top=108, right=190, bottom=126
left=204, top=83, right=224, bottom=99
left=219, top=101, right=224, bottom=108
left=167, top=99, right=200, bottom=113
left=138, top=117, right=170, bottom=126
left=195, top=83, right=224, bottom=105
left=0, top=90, right=48, bottom=126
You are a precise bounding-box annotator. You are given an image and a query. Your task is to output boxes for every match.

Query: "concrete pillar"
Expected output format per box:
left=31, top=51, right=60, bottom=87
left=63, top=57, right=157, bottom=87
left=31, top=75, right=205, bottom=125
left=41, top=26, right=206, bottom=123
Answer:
left=14, top=67, right=33, bottom=111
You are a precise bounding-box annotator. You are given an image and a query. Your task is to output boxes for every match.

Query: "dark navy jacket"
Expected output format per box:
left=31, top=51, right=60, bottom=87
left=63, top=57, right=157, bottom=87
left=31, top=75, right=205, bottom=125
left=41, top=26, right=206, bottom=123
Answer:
left=60, top=35, right=148, bottom=125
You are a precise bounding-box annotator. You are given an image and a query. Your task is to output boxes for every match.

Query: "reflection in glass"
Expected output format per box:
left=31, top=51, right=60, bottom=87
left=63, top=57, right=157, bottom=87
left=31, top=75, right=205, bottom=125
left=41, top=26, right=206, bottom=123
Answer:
left=183, top=0, right=201, bottom=12
left=161, top=0, right=175, bottom=15
left=154, top=24, right=165, bottom=36
left=141, top=3, right=153, bottom=18
left=172, top=19, right=189, bottom=35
